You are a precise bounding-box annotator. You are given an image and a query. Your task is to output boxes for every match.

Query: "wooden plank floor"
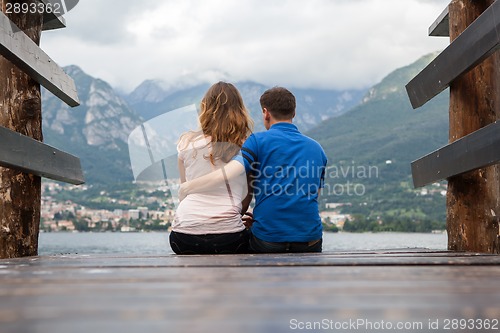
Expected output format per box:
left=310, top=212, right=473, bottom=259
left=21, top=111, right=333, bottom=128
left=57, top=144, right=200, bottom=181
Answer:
left=1, top=250, right=500, bottom=333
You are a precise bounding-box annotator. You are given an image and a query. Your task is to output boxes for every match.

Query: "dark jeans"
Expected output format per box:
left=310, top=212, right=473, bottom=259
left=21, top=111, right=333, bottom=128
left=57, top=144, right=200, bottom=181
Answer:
left=249, top=233, right=322, bottom=253
left=169, top=230, right=249, bottom=255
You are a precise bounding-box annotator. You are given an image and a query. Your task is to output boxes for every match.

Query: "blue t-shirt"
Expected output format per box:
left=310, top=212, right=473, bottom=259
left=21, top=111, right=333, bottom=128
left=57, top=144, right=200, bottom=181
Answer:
left=239, top=122, right=327, bottom=243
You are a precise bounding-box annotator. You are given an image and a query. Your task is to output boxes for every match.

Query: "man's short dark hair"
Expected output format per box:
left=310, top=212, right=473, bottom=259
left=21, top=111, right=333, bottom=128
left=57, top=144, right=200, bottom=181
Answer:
left=260, top=87, right=296, bottom=120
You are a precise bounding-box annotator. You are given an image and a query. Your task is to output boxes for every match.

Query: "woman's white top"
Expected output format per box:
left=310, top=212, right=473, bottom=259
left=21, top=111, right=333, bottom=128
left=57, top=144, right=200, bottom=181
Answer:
left=172, top=132, right=246, bottom=235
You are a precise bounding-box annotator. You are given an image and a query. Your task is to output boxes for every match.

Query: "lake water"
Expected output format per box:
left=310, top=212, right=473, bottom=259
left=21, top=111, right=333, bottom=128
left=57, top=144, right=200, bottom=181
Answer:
left=38, top=232, right=448, bottom=255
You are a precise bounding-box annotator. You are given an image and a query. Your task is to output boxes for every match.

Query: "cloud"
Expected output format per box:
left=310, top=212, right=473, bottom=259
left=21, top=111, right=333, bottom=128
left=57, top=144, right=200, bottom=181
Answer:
left=47, top=0, right=162, bottom=44
left=41, top=0, right=450, bottom=92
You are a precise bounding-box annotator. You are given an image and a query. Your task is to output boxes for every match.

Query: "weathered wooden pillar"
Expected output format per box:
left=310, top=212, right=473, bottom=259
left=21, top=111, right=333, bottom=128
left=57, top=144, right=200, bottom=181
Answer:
left=447, top=0, right=500, bottom=253
left=0, top=1, right=43, bottom=258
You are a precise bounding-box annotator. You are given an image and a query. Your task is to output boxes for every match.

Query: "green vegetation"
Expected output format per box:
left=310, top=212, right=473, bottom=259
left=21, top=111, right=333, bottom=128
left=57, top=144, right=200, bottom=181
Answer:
left=49, top=182, right=174, bottom=212
left=41, top=215, right=171, bottom=233
left=322, top=222, right=339, bottom=233
left=311, top=53, right=449, bottom=231
left=342, top=214, right=444, bottom=233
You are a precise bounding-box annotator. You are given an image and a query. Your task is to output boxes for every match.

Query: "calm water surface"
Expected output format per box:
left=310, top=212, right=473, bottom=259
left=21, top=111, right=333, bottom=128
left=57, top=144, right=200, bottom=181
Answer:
left=38, top=232, right=448, bottom=255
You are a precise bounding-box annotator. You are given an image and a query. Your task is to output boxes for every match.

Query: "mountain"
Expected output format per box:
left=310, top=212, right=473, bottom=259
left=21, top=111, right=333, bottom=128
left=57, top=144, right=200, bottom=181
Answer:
left=42, top=67, right=365, bottom=186
left=313, top=52, right=448, bottom=165
left=125, top=80, right=366, bottom=132
left=310, top=52, right=449, bottom=224
left=41, top=55, right=449, bottom=225
left=42, top=66, right=143, bottom=185
left=125, top=80, right=209, bottom=121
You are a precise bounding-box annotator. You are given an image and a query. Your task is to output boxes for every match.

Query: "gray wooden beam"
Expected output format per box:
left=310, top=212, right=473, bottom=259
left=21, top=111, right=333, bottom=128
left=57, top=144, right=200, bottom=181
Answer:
left=0, top=11, right=80, bottom=107
left=42, top=15, right=66, bottom=31
left=406, top=0, right=500, bottom=109
left=42, top=13, right=66, bottom=31
left=0, top=126, right=84, bottom=185
left=429, top=6, right=449, bottom=37
left=412, top=121, right=500, bottom=188
left=429, top=2, right=499, bottom=37
left=40, top=0, right=68, bottom=31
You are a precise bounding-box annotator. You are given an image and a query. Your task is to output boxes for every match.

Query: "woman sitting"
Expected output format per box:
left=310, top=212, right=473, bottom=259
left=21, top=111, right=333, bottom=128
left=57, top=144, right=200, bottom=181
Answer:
left=169, top=82, right=253, bottom=255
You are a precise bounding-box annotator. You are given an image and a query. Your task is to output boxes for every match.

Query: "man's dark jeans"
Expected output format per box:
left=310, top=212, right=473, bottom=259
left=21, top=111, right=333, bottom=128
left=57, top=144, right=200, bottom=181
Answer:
left=249, top=233, right=322, bottom=253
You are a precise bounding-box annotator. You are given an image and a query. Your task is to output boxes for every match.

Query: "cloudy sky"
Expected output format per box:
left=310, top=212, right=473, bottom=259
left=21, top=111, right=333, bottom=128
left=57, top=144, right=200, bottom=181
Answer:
left=41, top=0, right=450, bottom=93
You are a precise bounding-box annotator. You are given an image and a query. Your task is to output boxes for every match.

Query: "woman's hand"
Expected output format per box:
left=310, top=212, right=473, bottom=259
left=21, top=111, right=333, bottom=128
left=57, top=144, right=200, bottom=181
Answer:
left=242, top=211, right=254, bottom=229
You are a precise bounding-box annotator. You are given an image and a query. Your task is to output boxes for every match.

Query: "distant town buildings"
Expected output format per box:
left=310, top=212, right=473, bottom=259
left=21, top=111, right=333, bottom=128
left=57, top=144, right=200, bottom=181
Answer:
left=321, top=202, right=352, bottom=230
left=41, top=180, right=448, bottom=233
left=41, top=181, right=175, bottom=232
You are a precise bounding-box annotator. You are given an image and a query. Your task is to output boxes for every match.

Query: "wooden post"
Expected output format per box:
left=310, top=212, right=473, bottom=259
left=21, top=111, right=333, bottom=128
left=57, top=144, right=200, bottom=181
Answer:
left=0, top=1, right=43, bottom=258
left=447, top=0, right=500, bottom=253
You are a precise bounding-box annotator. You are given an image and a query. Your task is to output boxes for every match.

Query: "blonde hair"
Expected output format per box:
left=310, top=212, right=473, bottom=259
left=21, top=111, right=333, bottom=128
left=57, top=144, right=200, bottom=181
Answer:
left=180, top=82, right=253, bottom=164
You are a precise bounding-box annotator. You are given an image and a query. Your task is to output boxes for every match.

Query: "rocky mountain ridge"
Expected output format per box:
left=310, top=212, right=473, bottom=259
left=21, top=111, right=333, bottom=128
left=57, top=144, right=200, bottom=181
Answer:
left=42, top=66, right=365, bottom=185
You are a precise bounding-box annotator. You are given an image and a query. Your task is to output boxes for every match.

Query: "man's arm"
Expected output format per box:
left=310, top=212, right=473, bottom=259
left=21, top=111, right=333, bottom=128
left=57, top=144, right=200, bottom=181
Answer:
left=178, top=159, right=246, bottom=201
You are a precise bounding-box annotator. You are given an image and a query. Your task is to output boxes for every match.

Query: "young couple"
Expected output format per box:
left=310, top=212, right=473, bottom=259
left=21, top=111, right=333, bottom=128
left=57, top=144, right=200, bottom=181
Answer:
left=169, top=82, right=327, bottom=255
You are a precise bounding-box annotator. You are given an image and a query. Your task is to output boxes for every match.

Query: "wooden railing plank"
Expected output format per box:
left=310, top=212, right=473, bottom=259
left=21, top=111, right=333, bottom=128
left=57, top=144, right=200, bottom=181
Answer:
left=406, top=0, right=500, bottom=109
left=412, top=121, right=500, bottom=188
left=42, top=14, right=66, bottom=31
left=429, top=6, right=449, bottom=37
left=0, top=11, right=79, bottom=107
left=0, top=126, right=84, bottom=185
left=41, top=0, right=66, bottom=30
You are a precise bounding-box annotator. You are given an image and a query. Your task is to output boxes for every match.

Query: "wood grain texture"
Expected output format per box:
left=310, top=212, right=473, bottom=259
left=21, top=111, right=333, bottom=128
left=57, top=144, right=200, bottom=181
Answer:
left=447, top=0, right=500, bottom=254
left=0, top=251, right=499, bottom=333
left=0, top=2, right=44, bottom=259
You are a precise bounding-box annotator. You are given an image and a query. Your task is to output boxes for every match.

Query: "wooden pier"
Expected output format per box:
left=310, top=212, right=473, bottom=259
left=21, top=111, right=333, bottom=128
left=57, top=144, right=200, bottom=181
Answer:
left=1, top=250, right=499, bottom=333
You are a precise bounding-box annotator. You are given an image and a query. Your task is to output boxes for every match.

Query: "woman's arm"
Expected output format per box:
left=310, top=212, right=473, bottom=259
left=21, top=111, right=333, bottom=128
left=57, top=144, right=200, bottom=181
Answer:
left=178, top=160, right=245, bottom=201
left=178, top=158, right=187, bottom=183
left=241, top=173, right=254, bottom=214
left=240, top=173, right=254, bottom=229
